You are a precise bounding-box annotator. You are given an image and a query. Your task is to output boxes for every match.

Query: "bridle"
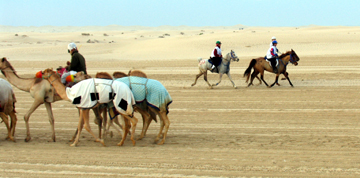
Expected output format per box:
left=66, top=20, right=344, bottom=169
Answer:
left=42, top=72, right=58, bottom=84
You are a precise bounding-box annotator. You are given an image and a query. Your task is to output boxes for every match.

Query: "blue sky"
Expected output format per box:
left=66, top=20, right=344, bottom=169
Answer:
left=1, top=0, right=359, bottom=27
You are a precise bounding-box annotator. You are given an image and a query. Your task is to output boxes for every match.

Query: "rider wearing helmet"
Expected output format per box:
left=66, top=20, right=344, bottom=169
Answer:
left=61, top=42, right=87, bottom=84
left=266, top=40, right=279, bottom=73
left=270, top=36, right=276, bottom=47
left=210, top=41, right=222, bottom=73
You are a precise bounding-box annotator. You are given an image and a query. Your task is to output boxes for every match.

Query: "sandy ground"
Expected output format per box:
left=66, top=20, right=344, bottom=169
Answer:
left=0, top=26, right=360, bottom=177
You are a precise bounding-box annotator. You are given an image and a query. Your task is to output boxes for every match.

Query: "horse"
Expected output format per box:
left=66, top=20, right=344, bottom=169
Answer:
left=244, top=49, right=300, bottom=88
left=191, top=50, right=239, bottom=89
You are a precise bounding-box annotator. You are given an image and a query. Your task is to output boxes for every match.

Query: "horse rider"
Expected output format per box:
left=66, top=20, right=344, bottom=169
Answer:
left=266, top=40, right=279, bottom=73
left=270, top=36, right=276, bottom=47
left=61, top=42, right=87, bottom=84
left=210, top=41, right=222, bottom=73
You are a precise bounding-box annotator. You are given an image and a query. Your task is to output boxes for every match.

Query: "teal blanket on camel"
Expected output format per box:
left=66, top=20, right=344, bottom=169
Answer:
left=115, top=76, right=172, bottom=113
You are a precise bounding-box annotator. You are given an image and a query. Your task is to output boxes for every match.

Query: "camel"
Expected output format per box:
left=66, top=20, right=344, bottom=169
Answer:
left=76, top=70, right=172, bottom=144
left=0, top=57, right=61, bottom=142
left=93, top=71, right=157, bottom=141
left=0, top=78, right=17, bottom=141
left=192, top=50, right=239, bottom=89
left=41, top=68, right=138, bottom=147
left=114, top=70, right=172, bottom=145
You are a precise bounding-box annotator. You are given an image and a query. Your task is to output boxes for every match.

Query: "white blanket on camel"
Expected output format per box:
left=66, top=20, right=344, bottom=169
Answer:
left=65, top=78, right=135, bottom=115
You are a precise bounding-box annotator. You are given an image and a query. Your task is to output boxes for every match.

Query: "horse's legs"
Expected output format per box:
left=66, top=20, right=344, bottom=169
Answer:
left=44, top=102, right=56, bottom=142
left=226, top=72, right=237, bottom=88
left=0, top=113, right=12, bottom=141
left=212, top=73, right=223, bottom=87
left=82, top=109, right=105, bottom=146
left=24, top=100, right=43, bottom=142
left=283, top=72, right=294, bottom=87
left=203, top=71, right=213, bottom=89
left=259, top=71, right=269, bottom=87
left=248, top=70, right=259, bottom=87
left=270, top=74, right=280, bottom=88
left=191, top=71, right=204, bottom=87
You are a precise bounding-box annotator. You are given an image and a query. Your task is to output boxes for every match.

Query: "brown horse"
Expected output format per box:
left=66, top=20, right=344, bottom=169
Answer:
left=244, top=49, right=300, bottom=88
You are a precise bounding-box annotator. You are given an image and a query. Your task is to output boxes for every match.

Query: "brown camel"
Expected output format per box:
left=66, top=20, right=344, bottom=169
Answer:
left=95, top=71, right=155, bottom=141
left=0, top=78, right=17, bottom=141
left=41, top=69, right=138, bottom=147
left=113, top=70, right=172, bottom=145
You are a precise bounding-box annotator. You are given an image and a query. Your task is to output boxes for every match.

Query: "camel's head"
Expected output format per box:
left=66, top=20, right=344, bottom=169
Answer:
left=74, top=71, right=91, bottom=80
left=38, top=68, right=56, bottom=79
left=0, top=57, right=9, bottom=70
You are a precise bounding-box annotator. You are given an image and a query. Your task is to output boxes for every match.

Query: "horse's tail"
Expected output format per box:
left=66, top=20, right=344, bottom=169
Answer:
left=244, top=59, right=257, bottom=83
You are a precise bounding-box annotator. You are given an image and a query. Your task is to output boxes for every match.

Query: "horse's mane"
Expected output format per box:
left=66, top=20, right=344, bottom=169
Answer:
left=278, top=51, right=291, bottom=59
left=95, top=72, right=112, bottom=79
left=128, top=69, right=147, bottom=78
left=112, top=71, right=128, bottom=79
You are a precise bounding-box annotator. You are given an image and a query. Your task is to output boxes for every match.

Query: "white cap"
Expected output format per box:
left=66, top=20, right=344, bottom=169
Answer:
left=68, top=42, right=77, bottom=51
left=271, top=36, right=276, bottom=40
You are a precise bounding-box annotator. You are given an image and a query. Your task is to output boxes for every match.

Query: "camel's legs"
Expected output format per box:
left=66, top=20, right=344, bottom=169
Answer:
left=191, top=71, right=204, bottom=87
left=0, top=113, right=12, bottom=141
left=117, top=116, right=129, bottom=146
left=154, top=111, right=164, bottom=144
left=123, top=114, right=138, bottom=146
left=107, top=116, right=122, bottom=137
left=136, top=108, right=151, bottom=140
left=9, top=111, right=17, bottom=141
left=156, top=111, right=170, bottom=145
left=24, top=100, right=43, bottom=142
left=226, top=72, right=237, bottom=88
left=82, top=109, right=105, bottom=146
left=70, top=109, right=85, bottom=147
left=213, top=73, right=223, bottom=86
left=44, top=102, right=56, bottom=142
left=92, top=107, right=103, bottom=139
left=143, top=109, right=156, bottom=138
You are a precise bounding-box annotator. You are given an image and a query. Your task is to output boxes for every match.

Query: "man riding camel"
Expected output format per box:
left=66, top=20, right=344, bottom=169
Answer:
left=61, top=42, right=87, bottom=84
left=210, top=41, right=222, bottom=73
left=266, top=40, right=279, bottom=73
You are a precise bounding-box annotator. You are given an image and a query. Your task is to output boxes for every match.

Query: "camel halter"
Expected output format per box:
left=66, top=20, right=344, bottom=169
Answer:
left=0, top=66, right=16, bottom=73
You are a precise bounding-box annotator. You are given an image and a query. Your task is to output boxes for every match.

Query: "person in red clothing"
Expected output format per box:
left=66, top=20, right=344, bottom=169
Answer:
left=210, top=41, right=222, bottom=73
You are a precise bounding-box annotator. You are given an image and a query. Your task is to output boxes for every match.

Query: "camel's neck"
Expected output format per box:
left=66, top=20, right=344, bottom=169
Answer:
left=47, top=75, right=70, bottom=101
left=1, top=69, right=34, bottom=92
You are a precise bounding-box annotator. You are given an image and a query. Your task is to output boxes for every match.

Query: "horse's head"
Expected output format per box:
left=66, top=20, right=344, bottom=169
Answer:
left=289, top=49, right=299, bottom=66
left=229, top=50, right=239, bottom=62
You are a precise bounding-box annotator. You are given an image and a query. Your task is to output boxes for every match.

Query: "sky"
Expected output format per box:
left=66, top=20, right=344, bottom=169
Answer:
left=0, top=0, right=359, bottom=27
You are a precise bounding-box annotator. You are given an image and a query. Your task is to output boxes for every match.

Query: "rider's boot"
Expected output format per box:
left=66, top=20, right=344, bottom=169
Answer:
left=272, top=66, right=278, bottom=73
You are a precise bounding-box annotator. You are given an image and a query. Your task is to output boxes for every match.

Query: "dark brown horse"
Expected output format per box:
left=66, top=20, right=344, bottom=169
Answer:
left=244, top=49, right=300, bottom=88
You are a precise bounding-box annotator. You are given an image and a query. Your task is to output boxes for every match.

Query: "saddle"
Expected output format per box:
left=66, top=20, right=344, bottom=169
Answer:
left=264, top=56, right=279, bottom=67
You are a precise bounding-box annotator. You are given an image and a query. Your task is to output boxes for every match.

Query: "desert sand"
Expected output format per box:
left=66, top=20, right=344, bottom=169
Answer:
left=0, top=25, right=360, bottom=177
